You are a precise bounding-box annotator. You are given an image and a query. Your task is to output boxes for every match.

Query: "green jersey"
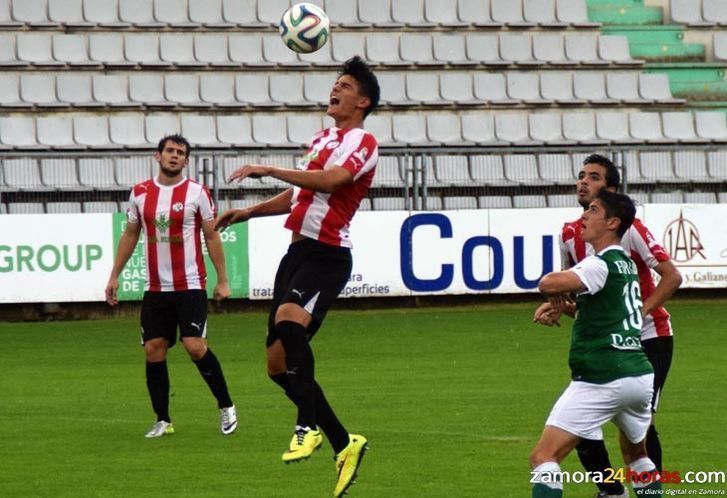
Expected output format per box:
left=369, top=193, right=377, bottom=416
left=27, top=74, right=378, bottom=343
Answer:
left=569, top=245, right=654, bottom=384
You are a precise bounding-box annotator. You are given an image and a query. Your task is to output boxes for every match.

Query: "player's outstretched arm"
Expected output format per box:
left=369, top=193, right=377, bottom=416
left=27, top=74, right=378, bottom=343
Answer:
left=533, top=302, right=562, bottom=327
left=202, top=219, right=231, bottom=302
left=228, top=164, right=353, bottom=193
left=215, top=189, right=294, bottom=232
left=642, top=260, right=682, bottom=317
left=105, top=222, right=141, bottom=306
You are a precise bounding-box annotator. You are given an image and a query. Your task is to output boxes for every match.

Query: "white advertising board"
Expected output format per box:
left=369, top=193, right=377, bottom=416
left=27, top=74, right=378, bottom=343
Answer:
left=0, top=214, right=113, bottom=302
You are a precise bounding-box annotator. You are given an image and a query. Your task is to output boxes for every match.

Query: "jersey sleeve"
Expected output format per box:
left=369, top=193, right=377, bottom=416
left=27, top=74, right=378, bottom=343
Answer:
left=558, top=231, right=571, bottom=271
left=626, top=219, right=670, bottom=269
left=332, top=130, right=379, bottom=180
left=197, top=185, right=216, bottom=221
left=569, top=256, right=608, bottom=295
left=126, top=188, right=140, bottom=224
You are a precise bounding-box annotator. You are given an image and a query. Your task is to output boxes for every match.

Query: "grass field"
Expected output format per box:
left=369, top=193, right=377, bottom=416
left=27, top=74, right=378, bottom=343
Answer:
left=0, top=299, right=725, bottom=497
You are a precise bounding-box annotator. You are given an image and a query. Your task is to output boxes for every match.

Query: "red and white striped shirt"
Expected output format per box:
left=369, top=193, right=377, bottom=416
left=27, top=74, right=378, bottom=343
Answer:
left=127, top=177, right=215, bottom=292
left=285, top=126, right=378, bottom=248
left=560, top=217, right=673, bottom=340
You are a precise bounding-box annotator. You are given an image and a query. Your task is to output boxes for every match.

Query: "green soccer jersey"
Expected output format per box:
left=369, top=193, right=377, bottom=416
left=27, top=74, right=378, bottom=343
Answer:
left=568, top=245, right=654, bottom=384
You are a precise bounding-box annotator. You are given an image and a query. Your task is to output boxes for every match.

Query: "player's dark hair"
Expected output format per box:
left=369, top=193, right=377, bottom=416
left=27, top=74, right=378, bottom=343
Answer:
left=158, top=134, right=191, bottom=158
left=596, top=189, right=635, bottom=238
left=341, top=56, right=380, bottom=118
left=583, top=154, right=620, bottom=189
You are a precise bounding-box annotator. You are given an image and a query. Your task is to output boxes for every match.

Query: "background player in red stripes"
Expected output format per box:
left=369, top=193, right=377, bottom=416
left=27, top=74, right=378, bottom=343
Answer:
left=215, top=56, right=380, bottom=498
left=105, top=134, right=237, bottom=438
left=534, top=154, right=682, bottom=498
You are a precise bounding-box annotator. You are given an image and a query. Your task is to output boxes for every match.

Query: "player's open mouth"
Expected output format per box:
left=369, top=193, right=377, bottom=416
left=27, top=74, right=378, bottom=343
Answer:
left=329, top=96, right=340, bottom=106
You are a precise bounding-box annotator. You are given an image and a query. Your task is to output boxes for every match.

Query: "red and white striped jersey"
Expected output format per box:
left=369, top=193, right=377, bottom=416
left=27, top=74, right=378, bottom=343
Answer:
left=560, top=217, right=673, bottom=340
left=285, top=126, right=378, bottom=248
left=127, top=177, right=215, bottom=292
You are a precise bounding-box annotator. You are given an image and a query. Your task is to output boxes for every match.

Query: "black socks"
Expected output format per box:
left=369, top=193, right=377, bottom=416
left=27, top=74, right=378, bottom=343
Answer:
left=193, top=349, right=233, bottom=409
left=576, top=438, right=625, bottom=495
left=276, top=321, right=316, bottom=429
left=146, top=360, right=170, bottom=422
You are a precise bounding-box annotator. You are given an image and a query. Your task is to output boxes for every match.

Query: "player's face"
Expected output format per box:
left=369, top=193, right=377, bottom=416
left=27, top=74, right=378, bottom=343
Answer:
left=327, top=74, right=369, bottom=123
left=581, top=199, right=610, bottom=243
left=576, top=163, right=609, bottom=208
left=155, top=141, right=189, bottom=178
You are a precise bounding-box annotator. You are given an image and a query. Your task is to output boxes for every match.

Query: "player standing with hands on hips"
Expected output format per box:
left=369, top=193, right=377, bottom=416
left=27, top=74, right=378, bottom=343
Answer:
left=215, top=56, right=379, bottom=498
left=105, top=135, right=237, bottom=438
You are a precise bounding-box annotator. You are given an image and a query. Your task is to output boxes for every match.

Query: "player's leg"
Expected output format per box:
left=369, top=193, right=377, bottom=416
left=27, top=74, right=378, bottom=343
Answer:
left=641, top=336, right=673, bottom=471
left=178, top=290, right=236, bottom=434
left=613, top=373, right=660, bottom=495
left=576, top=439, right=626, bottom=497
left=141, top=291, right=175, bottom=437
left=530, top=426, right=581, bottom=498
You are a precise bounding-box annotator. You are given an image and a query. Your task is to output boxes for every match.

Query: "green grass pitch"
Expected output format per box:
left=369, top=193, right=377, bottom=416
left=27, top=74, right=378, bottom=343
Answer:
left=0, top=299, right=725, bottom=497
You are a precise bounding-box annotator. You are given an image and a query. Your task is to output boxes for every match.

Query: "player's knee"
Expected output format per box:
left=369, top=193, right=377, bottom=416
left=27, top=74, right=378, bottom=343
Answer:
left=275, top=303, right=312, bottom=328
left=182, top=339, right=207, bottom=360
left=144, top=340, right=167, bottom=362
left=530, top=449, right=548, bottom=468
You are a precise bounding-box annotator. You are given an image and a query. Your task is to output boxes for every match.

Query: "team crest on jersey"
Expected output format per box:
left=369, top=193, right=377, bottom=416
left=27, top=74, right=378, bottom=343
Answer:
left=154, top=214, right=173, bottom=232
left=172, top=202, right=184, bottom=212
left=325, top=140, right=340, bottom=150
left=298, top=150, right=319, bottom=169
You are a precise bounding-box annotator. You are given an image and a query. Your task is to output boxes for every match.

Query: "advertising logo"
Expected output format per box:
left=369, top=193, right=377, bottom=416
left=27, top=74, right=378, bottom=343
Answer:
left=663, top=211, right=705, bottom=263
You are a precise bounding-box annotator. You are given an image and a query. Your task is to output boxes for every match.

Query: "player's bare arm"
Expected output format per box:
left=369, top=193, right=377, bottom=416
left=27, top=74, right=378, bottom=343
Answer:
left=228, top=164, right=354, bottom=193
left=202, top=219, right=231, bottom=302
left=538, top=271, right=584, bottom=317
left=215, top=189, right=294, bottom=232
left=642, top=259, right=682, bottom=317
left=105, top=221, right=141, bottom=306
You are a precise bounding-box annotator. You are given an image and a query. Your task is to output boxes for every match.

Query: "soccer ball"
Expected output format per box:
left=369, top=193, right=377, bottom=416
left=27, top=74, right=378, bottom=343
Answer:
left=279, top=3, right=330, bottom=54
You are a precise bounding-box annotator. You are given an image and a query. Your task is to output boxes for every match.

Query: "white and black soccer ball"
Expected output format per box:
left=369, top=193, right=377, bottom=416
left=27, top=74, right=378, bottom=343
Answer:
left=279, top=3, right=330, bottom=54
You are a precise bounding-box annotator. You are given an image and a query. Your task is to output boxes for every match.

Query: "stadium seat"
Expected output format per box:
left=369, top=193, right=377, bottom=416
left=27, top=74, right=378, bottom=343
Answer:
left=598, top=35, right=643, bottom=66
left=40, top=158, right=80, bottom=188
left=116, top=156, right=154, bottom=187
left=432, top=155, right=470, bottom=186
left=109, top=115, right=149, bottom=148
left=228, top=34, right=268, bottom=66
left=457, top=0, right=500, bottom=26
left=0, top=34, right=25, bottom=66
left=195, top=35, right=236, bottom=67
left=372, top=156, right=405, bottom=188
left=0, top=74, right=29, bottom=107
left=221, top=0, right=267, bottom=27
left=557, top=0, right=599, bottom=26
left=79, top=158, right=116, bottom=188
left=466, top=34, right=506, bottom=65
left=263, top=35, right=308, bottom=67
left=538, top=153, right=574, bottom=184
left=533, top=33, right=573, bottom=65
left=547, top=194, right=574, bottom=207
left=662, top=112, right=709, bottom=143
left=628, top=112, right=670, bottom=144
left=359, top=0, right=401, bottom=27
left=37, top=117, right=79, bottom=148
left=470, top=154, right=510, bottom=185
left=473, top=73, right=517, bottom=105
left=442, top=195, right=477, bottom=210
left=161, top=35, right=204, bottom=67
left=331, top=33, right=366, bottom=63
left=83, top=201, right=120, bottom=212
left=84, top=0, right=129, bottom=27
left=154, top=0, right=198, bottom=27
left=525, top=0, right=565, bottom=27
left=287, top=115, right=323, bottom=146
left=125, top=34, right=168, bottom=67
left=377, top=73, right=411, bottom=108
left=394, top=0, right=435, bottom=27
left=499, top=33, right=539, bottom=65
left=129, top=74, right=170, bottom=106
left=440, top=73, right=483, bottom=105
left=393, top=114, right=431, bottom=145
left=372, top=196, right=408, bottom=211
left=562, top=111, right=607, bottom=144
left=703, top=0, right=727, bottom=24
left=651, top=191, right=683, bottom=203
left=670, top=0, right=714, bottom=26
left=407, top=73, right=448, bottom=105
left=303, top=73, right=336, bottom=105
left=674, top=150, right=709, bottom=181
left=496, top=113, right=541, bottom=145
left=119, top=0, right=157, bottom=26
left=58, top=75, right=100, bottom=107
left=530, top=113, right=574, bottom=145
left=715, top=33, right=727, bottom=61
left=425, top=0, right=468, bottom=27
left=478, top=195, right=513, bottom=209
left=428, top=114, right=469, bottom=146
left=13, top=0, right=57, bottom=26
left=325, top=0, right=364, bottom=27
left=573, top=72, right=617, bottom=104
left=503, top=154, right=541, bottom=184
left=19, top=74, right=62, bottom=106
left=506, top=72, right=551, bottom=105
left=695, top=111, right=727, bottom=141
left=606, top=72, right=647, bottom=104
left=53, top=34, right=93, bottom=66
left=298, top=41, right=336, bottom=67
left=564, top=33, right=608, bottom=65
left=540, top=72, right=585, bottom=105
left=235, top=74, right=278, bottom=107
left=3, top=158, right=44, bottom=189
left=421, top=195, right=442, bottom=211
left=365, top=114, right=395, bottom=146
left=49, top=0, right=93, bottom=27
left=596, top=111, right=639, bottom=143
left=684, top=192, right=716, bottom=204
left=200, top=74, right=238, bottom=106
left=639, top=152, right=677, bottom=182
left=93, top=75, right=136, bottom=106
left=181, top=115, right=220, bottom=147
left=89, top=34, right=133, bottom=67
left=252, top=115, right=291, bottom=147
left=627, top=192, right=649, bottom=206
left=492, top=0, right=533, bottom=26
left=513, top=195, right=547, bottom=208
left=46, top=202, right=82, bottom=213
left=165, top=74, right=206, bottom=107
left=17, top=34, right=64, bottom=66
left=216, top=115, right=255, bottom=146
left=366, top=33, right=407, bottom=66
left=1, top=116, right=41, bottom=148
left=433, top=35, right=472, bottom=67
left=270, top=74, right=312, bottom=107
left=461, top=112, right=505, bottom=145
left=189, top=0, right=230, bottom=26
left=8, top=202, right=45, bottom=214
left=401, top=33, right=441, bottom=66
left=74, top=116, right=114, bottom=148
left=257, top=0, right=289, bottom=25
left=639, top=73, right=686, bottom=104
left=145, top=114, right=179, bottom=145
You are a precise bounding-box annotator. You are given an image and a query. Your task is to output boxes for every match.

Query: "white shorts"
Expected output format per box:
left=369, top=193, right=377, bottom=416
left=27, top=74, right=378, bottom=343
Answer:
left=546, top=374, right=654, bottom=443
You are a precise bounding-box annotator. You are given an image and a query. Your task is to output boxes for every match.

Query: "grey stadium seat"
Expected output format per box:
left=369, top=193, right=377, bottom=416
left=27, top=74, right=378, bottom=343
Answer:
left=288, top=115, right=323, bottom=146
left=129, top=74, right=171, bottom=106
left=684, top=192, right=716, bottom=204
left=503, top=154, right=541, bottom=184
left=109, top=115, right=148, bottom=147
left=125, top=34, right=167, bottom=67
left=8, top=202, right=46, bottom=214
left=58, top=74, right=100, bottom=106
left=222, top=0, right=267, bottom=27
left=154, top=0, right=198, bottom=27
left=228, top=34, right=268, bottom=66
left=84, top=0, right=128, bottom=27
left=270, top=74, right=311, bottom=107
left=0, top=74, right=28, bottom=107
left=474, top=73, right=518, bottom=105
left=557, top=0, right=599, bottom=26
left=703, top=0, right=727, bottom=24
left=596, top=111, right=638, bottom=143
left=53, top=34, right=93, bottom=66
left=257, top=0, right=290, bottom=25
left=499, top=34, right=538, bottom=65
left=181, top=115, right=220, bottom=147
left=235, top=74, right=278, bottom=107
left=165, top=74, right=207, bottom=107
left=401, top=33, right=439, bottom=66
left=116, top=157, right=154, bottom=187
left=252, top=115, right=290, bottom=147
left=443, top=196, right=478, bottom=210
left=573, top=72, right=617, bottom=104
left=89, top=34, right=133, bottom=66
left=407, top=73, right=448, bottom=105
left=466, top=34, right=505, bottom=65
left=40, top=158, right=80, bottom=188
left=359, top=0, right=401, bottom=27
left=674, top=150, right=708, bottom=181
left=79, top=158, right=116, bottom=188
left=367, top=33, right=407, bottom=66
left=17, top=33, right=64, bottom=66
left=20, top=74, right=63, bottom=106
left=189, top=0, right=230, bottom=26
left=496, top=113, right=540, bottom=145
left=84, top=201, right=121, bottom=213
left=440, top=73, right=483, bottom=105
left=119, top=0, right=160, bottom=26
left=562, top=111, right=606, bottom=144
left=371, top=156, right=405, bottom=188
left=145, top=114, right=180, bottom=144
left=548, top=194, right=575, bottom=207
left=715, top=33, right=727, bottom=61
left=428, top=114, right=469, bottom=146
left=670, top=0, right=714, bottom=26
left=160, top=35, right=204, bottom=67
left=540, top=72, right=584, bottom=105
left=372, top=197, right=409, bottom=211
left=93, top=75, right=135, bottom=106
left=533, top=33, right=573, bottom=65
left=525, top=0, right=566, bottom=27
left=1, top=116, right=41, bottom=148
left=3, top=158, right=44, bottom=188
left=628, top=112, right=669, bottom=144
left=651, top=192, right=683, bottom=204
left=217, top=115, right=254, bottom=146
left=365, top=114, right=394, bottom=146
left=598, top=35, right=642, bottom=65
left=662, top=112, right=708, bottom=143
left=491, top=0, right=534, bottom=27
left=49, top=0, right=92, bottom=27
left=506, top=72, right=551, bottom=105
left=13, top=0, right=57, bottom=26
left=458, top=0, right=501, bottom=26
left=470, top=155, right=510, bottom=185
left=462, top=112, right=504, bottom=145
left=425, top=0, right=468, bottom=27
left=433, top=34, right=473, bottom=66
left=393, top=0, right=435, bottom=27
left=478, top=195, right=512, bottom=209
left=200, top=74, right=238, bottom=106
left=639, top=73, right=685, bottom=105
left=37, top=117, right=78, bottom=148
left=538, top=153, right=574, bottom=184
left=695, top=111, right=727, bottom=141
left=304, top=73, right=337, bottom=105
left=513, top=195, right=547, bottom=208
left=325, top=0, right=365, bottom=27
left=195, top=35, right=236, bottom=67
left=564, top=33, right=607, bottom=65
left=421, top=195, right=443, bottom=211
left=392, top=114, right=431, bottom=145
left=74, top=116, right=113, bottom=148
left=47, top=202, right=82, bottom=213
left=530, top=113, right=573, bottom=145
left=432, top=155, right=470, bottom=186
left=606, top=72, right=646, bottom=104
left=638, top=152, right=676, bottom=181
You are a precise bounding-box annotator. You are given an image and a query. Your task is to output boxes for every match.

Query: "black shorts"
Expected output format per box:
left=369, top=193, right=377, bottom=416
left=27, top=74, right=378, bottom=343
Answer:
left=140, top=290, right=208, bottom=347
left=266, top=238, right=352, bottom=347
left=642, top=336, right=674, bottom=412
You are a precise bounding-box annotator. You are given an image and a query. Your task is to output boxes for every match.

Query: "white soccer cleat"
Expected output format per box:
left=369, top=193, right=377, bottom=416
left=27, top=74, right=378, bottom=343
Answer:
left=145, top=420, right=174, bottom=438
left=220, top=405, right=237, bottom=435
